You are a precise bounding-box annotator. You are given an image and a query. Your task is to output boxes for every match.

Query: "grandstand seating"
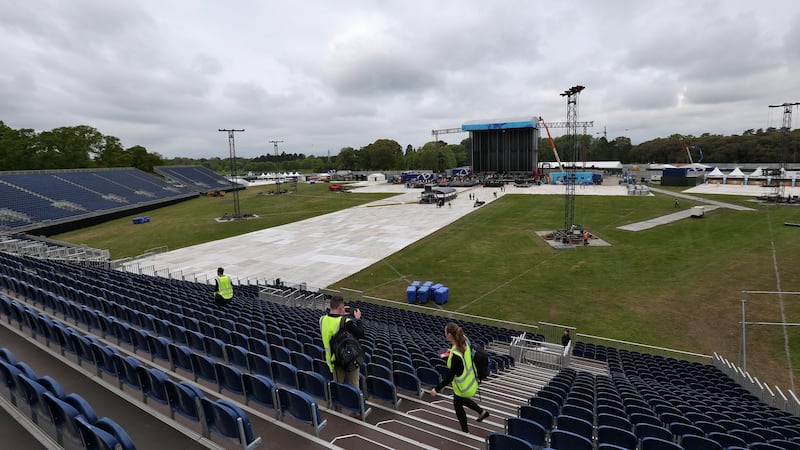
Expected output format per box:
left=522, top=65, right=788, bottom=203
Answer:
left=154, top=165, right=240, bottom=193
left=4, top=250, right=800, bottom=449
left=0, top=169, right=196, bottom=232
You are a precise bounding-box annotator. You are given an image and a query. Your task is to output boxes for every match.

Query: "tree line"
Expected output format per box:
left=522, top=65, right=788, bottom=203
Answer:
left=1, top=121, right=798, bottom=175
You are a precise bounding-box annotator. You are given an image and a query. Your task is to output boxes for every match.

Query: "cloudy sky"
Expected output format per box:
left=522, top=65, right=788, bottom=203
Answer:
left=1, top=0, right=799, bottom=159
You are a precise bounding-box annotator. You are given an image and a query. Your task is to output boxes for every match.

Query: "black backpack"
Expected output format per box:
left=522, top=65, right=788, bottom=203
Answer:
left=330, top=317, right=364, bottom=372
left=471, top=343, right=490, bottom=381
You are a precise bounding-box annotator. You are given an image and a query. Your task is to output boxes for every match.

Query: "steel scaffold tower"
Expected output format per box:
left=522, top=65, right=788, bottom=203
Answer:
left=560, top=85, right=585, bottom=236
left=219, top=128, right=244, bottom=218
left=768, top=102, right=799, bottom=199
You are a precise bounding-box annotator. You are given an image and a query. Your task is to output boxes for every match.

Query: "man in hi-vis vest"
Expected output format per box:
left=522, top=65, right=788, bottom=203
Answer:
left=213, top=267, right=233, bottom=306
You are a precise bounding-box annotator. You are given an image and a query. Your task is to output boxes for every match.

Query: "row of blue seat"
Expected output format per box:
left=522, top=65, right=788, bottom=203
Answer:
left=0, top=346, right=135, bottom=450
left=0, top=169, right=197, bottom=230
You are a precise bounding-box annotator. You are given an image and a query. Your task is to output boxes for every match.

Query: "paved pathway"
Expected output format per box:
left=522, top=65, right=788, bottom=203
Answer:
left=617, top=187, right=755, bottom=232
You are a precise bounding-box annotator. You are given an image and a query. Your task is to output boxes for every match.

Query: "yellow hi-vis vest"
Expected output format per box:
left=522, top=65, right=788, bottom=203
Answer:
left=320, top=314, right=347, bottom=371
left=215, top=275, right=233, bottom=300
left=447, top=344, right=478, bottom=398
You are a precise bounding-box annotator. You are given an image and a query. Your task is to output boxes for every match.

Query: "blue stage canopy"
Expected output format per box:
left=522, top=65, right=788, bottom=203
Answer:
left=462, top=117, right=537, bottom=131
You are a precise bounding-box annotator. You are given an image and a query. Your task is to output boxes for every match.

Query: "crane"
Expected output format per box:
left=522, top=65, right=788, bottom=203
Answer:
left=679, top=136, right=693, bottom=164
left=678, top=136, right=703, bottom=164
left=538, top=117, right=564, bottom=171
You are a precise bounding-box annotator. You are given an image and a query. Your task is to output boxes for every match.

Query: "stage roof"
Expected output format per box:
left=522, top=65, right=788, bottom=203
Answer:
left=462, top=116, right=537, bottom=131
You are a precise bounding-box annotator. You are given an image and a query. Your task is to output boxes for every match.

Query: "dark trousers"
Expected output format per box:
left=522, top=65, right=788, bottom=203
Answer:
left=213, top=294, right=230, bottom=306
left=453, top=394, right=483, bottom=432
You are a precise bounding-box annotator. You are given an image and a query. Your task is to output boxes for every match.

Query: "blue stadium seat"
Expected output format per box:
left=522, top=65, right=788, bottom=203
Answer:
left=277, top=387, right=327, bottom=437
left=42, top=391, right=84, bottom=447
left=145, top=334, right=171, bottom=362
left=94, top=417, right=136, bottom=450
left=485, top=432, right=535, bottom=450
left=329, top=381, right=371, bottom=421
left=312, top=359, right=333, bottom=381
left=186, top=330, right=206, bottom=353
left=634, top=423, right=673, bottom=443
left=37, top=375, right=67, bottom=400
left=76, top=416, right=119, bottom=450
left=549, top=429, right=593, bottom=450
left=597, top=424, right=638, bottom=449
left=708, top=431, right=748, bottom=448
left=366, top=375, right=400, bottom=408
left=247, top=352, right=273, bottom=379
left=297, top=370, right=328, bottom=403
left=225, top=345, right=249, bottom=369
left=243, top=373, right=279, bottom=413
left=303, top=343, right=325, bottom=361
left=16, top=374, right=50, bottom=426
left=289, top=351, right=313, bottom=372
left=247, top=337, right=269, bottom=357
left=190, top=352, right=218, bottom=384
left=367, top=362, right=392, bottom=380
left=640, top=436, right=682, bottom=450
left=164, top=379, right=205, bottom=422
left=529, top=396, right=560, bottom=417
left=204, top=336, right=227, bottom=359
left=556, top=414, right=593, bottom=440
left=111, top=354, right=144, bottom=392
left=270, top=360, right=299, bottom=389
left=168, top=344, right=193, bottom=374
left=201, top=397, right=262, bottom=449
left=89, top=343, right=118, bottom=378
left=0, top=359, right=23, bottom=405
left=681, top=433, right=724, bottom=450
left=505, top=417, right=547, bottom=449
left=138, top=366, right=170, bottom=406
left=393, top=370, right=422, bottom=398
left=518, top=405, right=554, bottom=430
left=215, top=362, right=245, bottom=395
left=270, top=345, right=291, bottom=364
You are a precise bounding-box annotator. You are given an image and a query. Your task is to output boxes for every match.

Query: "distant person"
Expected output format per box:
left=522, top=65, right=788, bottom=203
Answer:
left=562, top=329, right=571, bottom=347
left=430, top=322, right=489, bottom=433
left=582, top=230, right=589, bottom=246
left=674, top=199, right=680, bottom=208
left=213, top=267, right=234, bottom=306
left=319, top=296, right=365, bottom=388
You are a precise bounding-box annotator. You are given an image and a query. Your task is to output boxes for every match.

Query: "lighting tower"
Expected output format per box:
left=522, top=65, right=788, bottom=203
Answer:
left=219, top=128, right=244, bottom=218
left=768, top=102, right=800, bottom=199
left=560, top=85, right=585, bottom=239
left=269, top=139, right=285, bottom=191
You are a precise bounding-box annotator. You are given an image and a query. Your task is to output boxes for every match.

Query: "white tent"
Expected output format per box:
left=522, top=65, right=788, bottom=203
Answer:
left=727, top=168, right=745, bottom=178
left=367, top=173, right=386, bottom=182
left=749, top=167, right=766, bottom=177
left=707, top=167, right=724, bottom=177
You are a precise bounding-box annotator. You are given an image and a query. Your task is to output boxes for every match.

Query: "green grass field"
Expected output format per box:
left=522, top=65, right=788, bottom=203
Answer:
left=53, top=183, right=800, bottom=389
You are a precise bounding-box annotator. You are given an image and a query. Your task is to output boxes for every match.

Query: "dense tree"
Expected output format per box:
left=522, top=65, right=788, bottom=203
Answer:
left=1, top=122, right=799, bottom=173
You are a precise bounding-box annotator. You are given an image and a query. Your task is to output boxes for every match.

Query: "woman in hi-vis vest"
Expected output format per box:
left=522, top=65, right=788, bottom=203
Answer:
left=429, top=322, right=489, bottom=433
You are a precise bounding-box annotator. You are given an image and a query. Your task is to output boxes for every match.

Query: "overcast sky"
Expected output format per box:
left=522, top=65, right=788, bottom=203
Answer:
left=1, top=0, right=799, bottom=159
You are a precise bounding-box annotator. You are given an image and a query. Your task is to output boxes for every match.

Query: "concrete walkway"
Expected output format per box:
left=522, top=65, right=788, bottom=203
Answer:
left=616, top=187, right=755, bottom=232
left=649, top=187, right=756, bottom=211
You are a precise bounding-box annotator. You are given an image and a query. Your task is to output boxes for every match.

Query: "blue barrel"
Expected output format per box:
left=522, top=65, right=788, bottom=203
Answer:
left=434, top=286, right=449, bottom=305
left=423, top=280, right=433, bottom=287
left=431, top=283, right=443, bottom=292
left=411, top=280, right=421, bottom=287
left=406, top=286, right=417, bottom=304
left=417, top=285, right=430, bottom=304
